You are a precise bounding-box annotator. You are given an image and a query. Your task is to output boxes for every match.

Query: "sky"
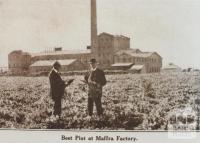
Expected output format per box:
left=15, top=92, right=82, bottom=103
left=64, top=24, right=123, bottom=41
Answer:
left=0, top=0, right=200, bottom=68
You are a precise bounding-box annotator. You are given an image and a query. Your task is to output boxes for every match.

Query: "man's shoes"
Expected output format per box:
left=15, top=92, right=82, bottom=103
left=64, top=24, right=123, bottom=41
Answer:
left=97, top=115, right=103, bottom=121
left=49, top=115, right=57, bottom=122
left=85, top=115, right=92, bottom=121
left=55, top=115, right=60, bottom=119
left=49, top=115, right=60, bottom=122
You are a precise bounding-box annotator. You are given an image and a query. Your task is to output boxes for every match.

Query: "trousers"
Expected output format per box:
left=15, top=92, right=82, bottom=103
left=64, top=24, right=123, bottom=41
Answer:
left=88, top=96, right=103, bottom=116
left=53, top=98, right=61, bottom=116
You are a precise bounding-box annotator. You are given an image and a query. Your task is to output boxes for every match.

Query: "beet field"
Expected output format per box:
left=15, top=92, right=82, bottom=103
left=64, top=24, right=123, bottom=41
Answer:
left=0, top=72, right=199, bottom=130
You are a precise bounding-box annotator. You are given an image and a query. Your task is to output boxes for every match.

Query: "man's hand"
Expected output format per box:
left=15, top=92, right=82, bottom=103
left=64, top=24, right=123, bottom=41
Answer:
left=88, top=81, right=101, bottom=88
left=65, top=79, right=74, bottom=87
left=88, top=81, right=96, bottom=85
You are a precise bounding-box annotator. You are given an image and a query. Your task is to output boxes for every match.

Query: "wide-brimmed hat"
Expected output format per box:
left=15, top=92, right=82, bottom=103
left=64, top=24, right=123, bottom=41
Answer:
left=88, top=58, right=99, bottom=64
left=53, top=61, right=61, bottom=68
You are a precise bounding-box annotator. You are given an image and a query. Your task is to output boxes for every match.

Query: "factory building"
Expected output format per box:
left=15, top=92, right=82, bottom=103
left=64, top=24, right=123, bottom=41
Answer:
left=8, top=32, right=162, bottom=75
left=8, top=50, right=31, bottom=75
left=29, top=59, right=85, bottom=74
left=8, top=0, right=162, bottom=75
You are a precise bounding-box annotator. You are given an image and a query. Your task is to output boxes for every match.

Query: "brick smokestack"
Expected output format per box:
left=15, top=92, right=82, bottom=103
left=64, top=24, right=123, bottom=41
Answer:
left=91, top=0, right=98, bottom=54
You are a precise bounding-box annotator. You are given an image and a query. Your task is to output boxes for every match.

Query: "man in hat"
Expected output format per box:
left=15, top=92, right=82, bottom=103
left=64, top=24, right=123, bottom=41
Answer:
left=49, top=61, right=74, bottom=118
left=84, top=58, right=107, bottom=117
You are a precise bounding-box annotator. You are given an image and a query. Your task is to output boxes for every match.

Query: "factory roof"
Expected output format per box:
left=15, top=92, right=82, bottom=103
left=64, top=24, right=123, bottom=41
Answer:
left=98, top=32, right=130, bottom=39
left=129, top=52, right=154, bottom=58
left=162, top=63, right=181, bottom=70
left=9, top=50, right=23, bottom=54
left=31, top=49, right=91, bottom=57
left=115, top=49, right=142, bottom=55
left=115, top=49, right=162, bottom=58
left=30, top=59, right=77, bottom=67
left=129, top=65, right=144, bottom=70
left=9, top=50, right=31, bottom=57
left=111, top=63, right=133, bottom=67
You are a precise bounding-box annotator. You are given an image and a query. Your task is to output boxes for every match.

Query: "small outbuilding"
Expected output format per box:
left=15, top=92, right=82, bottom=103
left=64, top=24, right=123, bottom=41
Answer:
left=29, top=59, right=85, bottom=74
left=162, top=63, right=181, bottom=72
left=129, top=65, right=146, bottom=74
left=111, top=63, right=134, bottom=70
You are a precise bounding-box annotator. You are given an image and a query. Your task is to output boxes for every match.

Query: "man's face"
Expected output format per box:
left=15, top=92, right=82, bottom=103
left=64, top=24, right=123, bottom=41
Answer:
left=90, top=63, right=97, bottom=69
left=57, top=66, right=61, bottom=71
left=55, top=65, right=61, bottom=71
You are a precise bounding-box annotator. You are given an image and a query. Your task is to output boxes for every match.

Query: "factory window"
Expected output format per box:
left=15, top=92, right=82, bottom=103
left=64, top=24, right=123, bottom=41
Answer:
left=123, top=57, right=126, bottom=62
left=120, top=57, right=123, bottom=62
left=118, top=57, right=121, bottom=62
left=116, top=57, right=119, bottom=62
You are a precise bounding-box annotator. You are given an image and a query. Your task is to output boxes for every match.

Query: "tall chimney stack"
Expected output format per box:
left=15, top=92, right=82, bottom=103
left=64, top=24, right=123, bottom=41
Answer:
left=91, top=0, right=98, bottom=54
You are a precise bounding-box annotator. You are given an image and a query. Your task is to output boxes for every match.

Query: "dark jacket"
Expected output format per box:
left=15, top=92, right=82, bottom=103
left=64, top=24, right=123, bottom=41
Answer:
left=49, top=69, right=66, bottom=100
left=84, top=68, right=106, bottom=97
left=84, top=68, right=106, bottom=86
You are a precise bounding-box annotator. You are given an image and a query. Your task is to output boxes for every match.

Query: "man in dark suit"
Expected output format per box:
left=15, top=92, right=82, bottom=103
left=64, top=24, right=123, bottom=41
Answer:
left=49, top=61, right=73, bottom=117
left=84, top=58, right=107, bottom=117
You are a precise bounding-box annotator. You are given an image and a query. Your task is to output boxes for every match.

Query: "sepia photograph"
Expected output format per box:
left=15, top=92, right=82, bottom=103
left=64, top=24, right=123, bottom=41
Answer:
left=0, top=0, right=200, bottom=138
